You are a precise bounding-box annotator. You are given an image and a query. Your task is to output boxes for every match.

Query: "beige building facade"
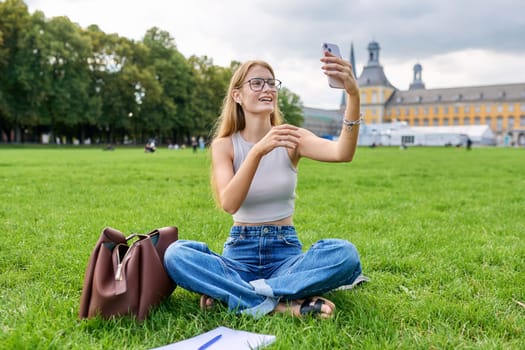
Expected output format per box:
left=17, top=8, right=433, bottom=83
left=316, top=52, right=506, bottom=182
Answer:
left=304, top=41, right=525, bottom=146
left=358, top=41, right=525, bottom=146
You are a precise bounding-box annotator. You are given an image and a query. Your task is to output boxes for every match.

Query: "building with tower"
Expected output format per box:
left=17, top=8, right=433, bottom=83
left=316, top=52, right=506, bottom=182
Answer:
left=302, top=41, right=525, bottom=146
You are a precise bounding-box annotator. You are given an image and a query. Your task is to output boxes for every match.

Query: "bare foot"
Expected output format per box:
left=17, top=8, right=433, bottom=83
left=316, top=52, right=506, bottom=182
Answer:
left=274, top=296, right=335, bottom=318
left=199, top=294, right=215, bottom=310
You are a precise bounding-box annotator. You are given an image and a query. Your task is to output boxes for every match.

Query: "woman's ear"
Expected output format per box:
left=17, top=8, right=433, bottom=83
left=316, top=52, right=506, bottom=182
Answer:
left=231, top=90, right=242, bottom=104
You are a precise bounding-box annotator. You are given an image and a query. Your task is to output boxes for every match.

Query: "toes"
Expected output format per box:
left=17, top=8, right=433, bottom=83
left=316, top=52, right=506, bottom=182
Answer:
left=199, top=295, right=214, bottom=310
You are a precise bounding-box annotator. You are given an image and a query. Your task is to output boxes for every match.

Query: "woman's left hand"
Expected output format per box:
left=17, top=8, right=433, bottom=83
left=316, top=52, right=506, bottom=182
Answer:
left=320, top=52, right=359, bottom=96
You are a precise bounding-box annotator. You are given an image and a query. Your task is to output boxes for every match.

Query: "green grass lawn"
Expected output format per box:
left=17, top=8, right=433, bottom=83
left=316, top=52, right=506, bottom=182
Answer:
left=0, top=145, right=524, bottom=349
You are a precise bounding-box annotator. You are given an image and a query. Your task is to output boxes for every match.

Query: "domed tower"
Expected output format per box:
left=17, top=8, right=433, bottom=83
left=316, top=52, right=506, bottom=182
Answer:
left=409, top=63, right=426, bottom=90
left=357, top=41, right=397, bottom=123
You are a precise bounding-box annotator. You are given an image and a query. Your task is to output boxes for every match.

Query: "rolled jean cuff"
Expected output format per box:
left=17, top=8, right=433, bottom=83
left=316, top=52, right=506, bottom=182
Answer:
left=240, top=296, right=279, bottom=319
left=250, top=279, right=274, bottom=297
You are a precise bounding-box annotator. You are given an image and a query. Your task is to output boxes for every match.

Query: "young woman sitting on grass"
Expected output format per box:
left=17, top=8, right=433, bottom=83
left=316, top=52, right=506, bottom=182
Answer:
left=164, top=51, right=363, bottom=318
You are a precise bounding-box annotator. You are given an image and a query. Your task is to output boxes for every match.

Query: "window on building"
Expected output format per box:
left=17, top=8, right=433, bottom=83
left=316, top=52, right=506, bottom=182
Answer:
left=424, top=107, right=429, bottom=115
left=454, top=106, right=459, bottom=114
left=414, top=118, right=420, bottom=126
left=521, top=104, right=525, bottom=112
left=361, top=92, right=366, bottom=102
left=508, top=116, right=515, bottom=130
left=432, top=118, right=439, bottom=126
left=486, top=117, right=492, bottom=127
left=423, top=119, right=429, bottom=126
left=475, top=105, right=481, bottom=113
left=405, top=108, right=410, bottom=115
left=464, top=117, right=470, bottom=125
left=443, top=118, right=449, bottom=126
left=396, top=108, right=400, bottom=116
left=401, top=135, right=415, bottom=144
left=509, top=105, right=514, bottom=112
left=372, top=92, right=377, bottom=103
left=465, top=105, right=470, bottom=113
left=453, top=117, right=459, bottom=125
left=486, top=104, right=492, bottom=113
left=497, top=104, right=503, bottom=113
left=521, top=115, right=525, bottom=126
left=434, top=106, right=439, bottom=114
left=496, top=116, right=503, bottom=131
left=474, top=116, right=481, bottom=125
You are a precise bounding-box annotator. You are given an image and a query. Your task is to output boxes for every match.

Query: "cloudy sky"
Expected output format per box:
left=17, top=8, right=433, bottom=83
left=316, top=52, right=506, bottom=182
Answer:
left=26, top=0, right=525, bottom=109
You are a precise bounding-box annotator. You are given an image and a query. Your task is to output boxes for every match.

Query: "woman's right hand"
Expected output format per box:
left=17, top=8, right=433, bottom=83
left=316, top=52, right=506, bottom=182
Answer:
left=252, top=124, right=302, bottom=156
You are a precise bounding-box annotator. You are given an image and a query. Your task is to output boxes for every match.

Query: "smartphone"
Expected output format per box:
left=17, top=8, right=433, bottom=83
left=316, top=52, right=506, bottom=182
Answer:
left=322, top=42, right=344, bottom=89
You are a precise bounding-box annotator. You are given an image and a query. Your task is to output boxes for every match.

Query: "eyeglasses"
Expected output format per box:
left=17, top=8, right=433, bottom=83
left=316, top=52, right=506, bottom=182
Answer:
left=241, top=78, right=282, bottom=92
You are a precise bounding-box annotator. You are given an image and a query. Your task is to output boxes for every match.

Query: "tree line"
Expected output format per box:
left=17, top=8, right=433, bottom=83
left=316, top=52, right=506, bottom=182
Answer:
left=0, top=0, right=304, bottom=145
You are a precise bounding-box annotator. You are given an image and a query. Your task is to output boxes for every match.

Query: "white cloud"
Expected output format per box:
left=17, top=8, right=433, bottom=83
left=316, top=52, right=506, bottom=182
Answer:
left=383, top=50, right=525, bottom=91
left=24, top=0, right=525, bottom=109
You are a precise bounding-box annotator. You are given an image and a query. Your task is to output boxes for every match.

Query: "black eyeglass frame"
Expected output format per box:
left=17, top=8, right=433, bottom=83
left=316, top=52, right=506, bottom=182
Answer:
left=240, top=78, right=282, bottom=92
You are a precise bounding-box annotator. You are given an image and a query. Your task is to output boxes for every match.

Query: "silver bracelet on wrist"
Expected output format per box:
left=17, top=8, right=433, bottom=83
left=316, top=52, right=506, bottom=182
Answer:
left=342, top=116, right=363, bottom=132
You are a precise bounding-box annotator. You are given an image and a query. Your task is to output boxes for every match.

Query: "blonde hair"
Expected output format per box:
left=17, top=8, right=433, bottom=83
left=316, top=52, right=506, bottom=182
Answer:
left=210, top=60, right=283, bottom=205
left=212, top=60, right=283, bottom=139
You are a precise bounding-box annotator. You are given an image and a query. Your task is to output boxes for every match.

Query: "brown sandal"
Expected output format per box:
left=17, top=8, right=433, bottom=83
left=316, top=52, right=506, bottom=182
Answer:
left=275, top=296, right=335, bottom=318
left=299, top=297, right=335, bottom=317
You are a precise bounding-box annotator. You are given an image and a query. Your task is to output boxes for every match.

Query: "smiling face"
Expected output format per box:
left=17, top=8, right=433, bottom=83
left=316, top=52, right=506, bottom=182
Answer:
left=232, top=65, right=278, bottom=117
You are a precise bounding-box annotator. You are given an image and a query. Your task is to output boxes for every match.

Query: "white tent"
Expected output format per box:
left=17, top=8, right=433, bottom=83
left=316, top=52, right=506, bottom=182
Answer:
left=358, top=122, right=496, bottom=146
left=408, top=125, right=496, bottom=145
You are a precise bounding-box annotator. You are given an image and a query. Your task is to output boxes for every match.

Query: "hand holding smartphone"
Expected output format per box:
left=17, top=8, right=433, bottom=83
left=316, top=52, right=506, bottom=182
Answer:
left=322, top=42, right=344, bottom=89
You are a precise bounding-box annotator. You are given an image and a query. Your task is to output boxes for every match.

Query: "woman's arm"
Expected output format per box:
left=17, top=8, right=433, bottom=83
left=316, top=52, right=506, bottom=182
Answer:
left=211, top=137, right=255, bottom=214
left=295, top=54, right=361, bottom=163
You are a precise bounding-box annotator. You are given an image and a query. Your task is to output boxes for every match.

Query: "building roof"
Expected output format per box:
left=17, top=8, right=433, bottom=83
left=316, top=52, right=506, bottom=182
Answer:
left=388, top=83, right=525, bottom=106
left=357, top=40, right=396, bottom=89
left=358, top=65, right=396, bottom=88
left=302, top=107, right=342, bottom=122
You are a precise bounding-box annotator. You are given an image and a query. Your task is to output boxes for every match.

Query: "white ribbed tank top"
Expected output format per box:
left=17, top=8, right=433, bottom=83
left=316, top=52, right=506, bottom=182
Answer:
left=231, top=132, right=297, bottom=223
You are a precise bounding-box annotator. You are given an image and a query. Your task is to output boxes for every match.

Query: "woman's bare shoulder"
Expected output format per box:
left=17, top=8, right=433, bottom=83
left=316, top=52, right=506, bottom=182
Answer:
left=211, top=136, right=232, bottom=149
left=211, top=136, right=234, bottom=158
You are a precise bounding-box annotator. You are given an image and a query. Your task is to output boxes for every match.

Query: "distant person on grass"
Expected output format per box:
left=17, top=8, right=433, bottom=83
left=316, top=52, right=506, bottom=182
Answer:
left=164, top=52, right=363, bottom=318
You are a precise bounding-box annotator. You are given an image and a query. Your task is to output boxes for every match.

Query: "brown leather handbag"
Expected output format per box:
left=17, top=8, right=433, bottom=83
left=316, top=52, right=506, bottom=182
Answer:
left=79, top=226, right=178, bottom=321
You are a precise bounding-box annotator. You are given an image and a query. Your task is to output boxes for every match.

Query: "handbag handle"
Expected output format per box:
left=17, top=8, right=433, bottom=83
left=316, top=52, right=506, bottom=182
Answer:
left=125, top=233, right=147, bottom=241
left=126, top=231, right=161, bottom=246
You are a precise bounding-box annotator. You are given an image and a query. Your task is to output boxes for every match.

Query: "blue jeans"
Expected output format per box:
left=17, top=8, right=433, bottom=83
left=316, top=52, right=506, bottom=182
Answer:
left=163, top=225, right=362, bottom=318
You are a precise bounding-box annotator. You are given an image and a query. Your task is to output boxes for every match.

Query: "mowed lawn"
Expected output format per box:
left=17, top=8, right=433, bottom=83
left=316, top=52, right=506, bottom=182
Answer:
left=0, top=145, right=524, bottom=349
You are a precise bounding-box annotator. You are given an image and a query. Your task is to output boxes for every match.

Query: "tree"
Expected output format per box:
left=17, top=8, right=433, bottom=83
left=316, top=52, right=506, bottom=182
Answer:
left=0, top=0, right=33, bottom=142
left=141, top=27, right=193, bottom=143
left=31, top=15, right=93, bottom=143
left=0, top=4, right=307, bottom=144
left=187, top=55, right=234, bottom=140
left=278, top=87, right=304, bottom=126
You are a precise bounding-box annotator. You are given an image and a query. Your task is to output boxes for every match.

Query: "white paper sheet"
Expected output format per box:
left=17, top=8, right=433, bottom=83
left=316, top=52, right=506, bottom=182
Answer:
left=151, top=326, right=276, bottom=350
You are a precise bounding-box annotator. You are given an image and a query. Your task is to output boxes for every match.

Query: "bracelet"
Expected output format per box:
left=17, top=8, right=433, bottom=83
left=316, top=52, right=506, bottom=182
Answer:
left=342, top=117, right=363, bottom=132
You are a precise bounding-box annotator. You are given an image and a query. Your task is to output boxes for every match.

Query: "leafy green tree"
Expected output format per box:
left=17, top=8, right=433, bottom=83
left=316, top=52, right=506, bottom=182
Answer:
left=106, top=39, right=144, bottom=143
left=0, top=4, right=307, bottom=144
left=0, top=0, right=33, bottom=142
left=141, top=27, right=193, bottom=144
left=28, top=15, right=93, bottom=143
left=278, top=86, right=304, bottom=126
left=187, top=55, right=233, bottom=141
